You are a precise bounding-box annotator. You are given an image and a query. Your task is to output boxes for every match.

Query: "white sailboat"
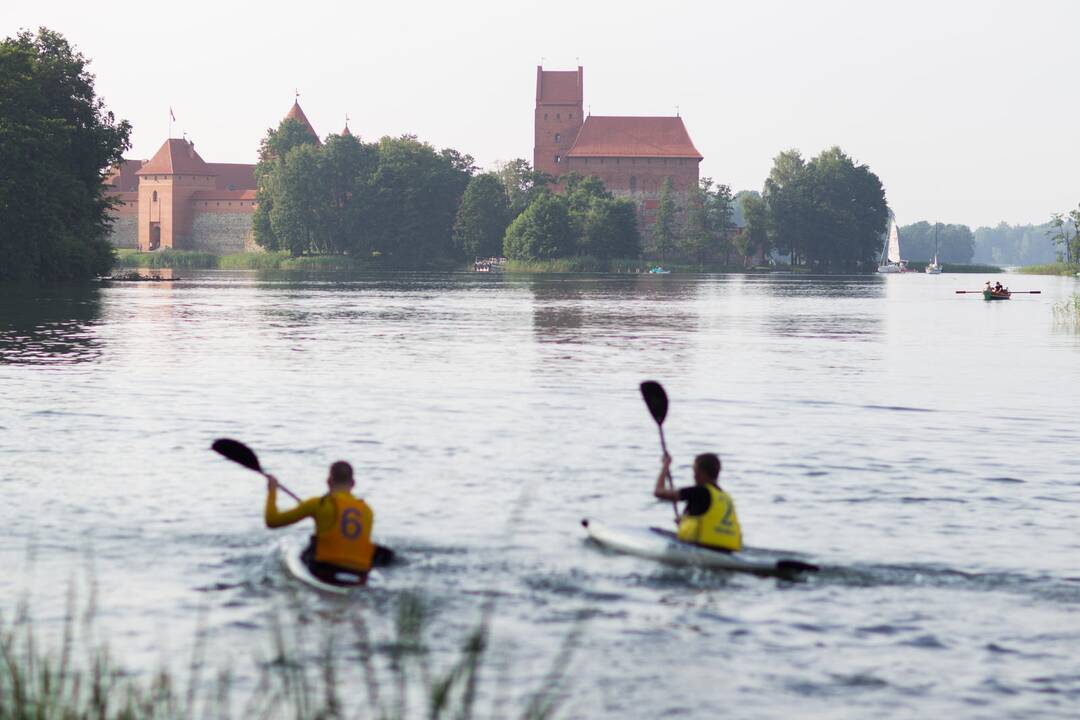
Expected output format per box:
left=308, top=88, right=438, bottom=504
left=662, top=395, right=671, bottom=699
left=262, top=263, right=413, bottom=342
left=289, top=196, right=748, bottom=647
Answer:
left=925, top=225, right=942, bottom=274
left=877, top=218, right=907, bottom=273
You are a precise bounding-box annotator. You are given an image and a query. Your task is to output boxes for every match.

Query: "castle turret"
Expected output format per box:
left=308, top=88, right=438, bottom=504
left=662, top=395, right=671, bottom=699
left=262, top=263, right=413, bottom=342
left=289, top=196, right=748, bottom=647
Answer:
left=135, top=139, right=217, bottom=250
left=533, top=66, right=584, bottom=178
left=283, top=100, right=321, bottom=146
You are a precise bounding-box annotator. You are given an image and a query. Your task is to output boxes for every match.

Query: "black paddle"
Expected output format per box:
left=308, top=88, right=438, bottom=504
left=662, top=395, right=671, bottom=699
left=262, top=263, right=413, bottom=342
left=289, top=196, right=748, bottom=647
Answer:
left=640, top=381, right=680, bottom=524
left=211, top=438, right=302, bottom=502
left=211, top=438, right=396, bottom=567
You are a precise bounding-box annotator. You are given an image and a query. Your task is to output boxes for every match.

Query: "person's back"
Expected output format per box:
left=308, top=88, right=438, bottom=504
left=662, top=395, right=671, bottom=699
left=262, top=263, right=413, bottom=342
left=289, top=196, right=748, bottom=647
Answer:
left=654, top=452, right=742, bottom=552
left=265, top=460, right=375, bottom=582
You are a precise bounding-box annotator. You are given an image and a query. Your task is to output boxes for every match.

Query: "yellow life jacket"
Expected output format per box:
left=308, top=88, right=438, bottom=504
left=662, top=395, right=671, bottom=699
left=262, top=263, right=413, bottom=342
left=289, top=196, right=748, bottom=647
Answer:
left=314, top=493, right=375, bottom=572
left=676, top=484, right=742, bottom=551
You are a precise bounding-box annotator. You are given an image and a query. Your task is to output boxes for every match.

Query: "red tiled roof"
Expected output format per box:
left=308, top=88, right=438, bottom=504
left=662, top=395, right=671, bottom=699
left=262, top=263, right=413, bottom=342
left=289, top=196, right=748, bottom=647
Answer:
left=207, top=163, right=256, bottom=191
left=566, top=116, right=702, bottom=159
left=191, top=189, right=257, bottom=201
left=284, top=101, right=321, bottom=145
left=341, top=124, right=352, bottom=137
left=137, top=139, right=212, bottom=175
left=106, top=159, right=143, bottom=191
left=536, top=67, right=582, bottom=105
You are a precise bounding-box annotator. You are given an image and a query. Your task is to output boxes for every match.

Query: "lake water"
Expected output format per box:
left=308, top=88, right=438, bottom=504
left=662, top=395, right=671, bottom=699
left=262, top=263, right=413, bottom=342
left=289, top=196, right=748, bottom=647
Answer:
left=2, top=271, right=1079, bottom=718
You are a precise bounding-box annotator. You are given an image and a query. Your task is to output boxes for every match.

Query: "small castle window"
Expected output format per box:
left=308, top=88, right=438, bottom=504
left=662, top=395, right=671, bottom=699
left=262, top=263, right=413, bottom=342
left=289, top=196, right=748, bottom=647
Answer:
left=630, top=176, right=637, bottom=191
left=555, top=133, right=560, bottom=142
left=569, top=113, right=573, bottom=119
left=544, top=113, right=548, bottom=120
left=556, top=113, right=561, bottom=119
left=152, top=191, right=158, bottom=202
left=555, top=155, right=561, bottom=164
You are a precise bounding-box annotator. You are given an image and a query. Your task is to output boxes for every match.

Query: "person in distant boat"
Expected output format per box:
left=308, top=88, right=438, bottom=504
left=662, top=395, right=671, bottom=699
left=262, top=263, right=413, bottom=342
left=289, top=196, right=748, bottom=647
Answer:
left=265, top=461, right=375, bottom=584
left=654, top=453, right=743, bottom=551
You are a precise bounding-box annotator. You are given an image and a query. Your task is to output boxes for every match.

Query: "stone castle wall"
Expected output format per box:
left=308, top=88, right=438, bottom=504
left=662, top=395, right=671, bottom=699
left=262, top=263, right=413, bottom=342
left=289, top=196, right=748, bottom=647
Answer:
left=190, top=212, right=255, bottom=254
left=107, top=215, right=138, bottom=249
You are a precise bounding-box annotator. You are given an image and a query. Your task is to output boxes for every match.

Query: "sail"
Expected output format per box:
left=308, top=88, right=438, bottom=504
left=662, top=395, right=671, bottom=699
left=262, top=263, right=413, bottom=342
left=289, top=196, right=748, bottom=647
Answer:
left=886, top=221, right=902, bottom=264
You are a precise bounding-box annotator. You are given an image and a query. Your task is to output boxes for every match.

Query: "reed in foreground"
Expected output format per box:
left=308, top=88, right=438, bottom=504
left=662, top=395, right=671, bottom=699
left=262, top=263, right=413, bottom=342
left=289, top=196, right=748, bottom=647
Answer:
left=0, top=588, right=582, bottom=720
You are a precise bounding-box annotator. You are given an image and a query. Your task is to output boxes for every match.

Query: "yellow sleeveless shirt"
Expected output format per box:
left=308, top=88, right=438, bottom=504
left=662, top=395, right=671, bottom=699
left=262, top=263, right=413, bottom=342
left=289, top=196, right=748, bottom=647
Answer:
left=676, top=484, right=742, bottom=551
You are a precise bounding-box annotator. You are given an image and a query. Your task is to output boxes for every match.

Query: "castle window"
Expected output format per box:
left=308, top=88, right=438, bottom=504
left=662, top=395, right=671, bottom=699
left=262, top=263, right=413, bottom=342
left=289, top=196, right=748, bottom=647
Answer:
left=544, top=113, right=548, bottom=120
left=630, top=176, right=637, bottom=191
left=152, top=191, right=158, bottom=202
left=554, top=155, right=560, bottom=164
left=569, top=113, right=573, bottom=119
left=555, top=133, right=560, bottom=143
left=556, top=113, right=561, bottom=119
left=599, top=158, right=604, bottom=164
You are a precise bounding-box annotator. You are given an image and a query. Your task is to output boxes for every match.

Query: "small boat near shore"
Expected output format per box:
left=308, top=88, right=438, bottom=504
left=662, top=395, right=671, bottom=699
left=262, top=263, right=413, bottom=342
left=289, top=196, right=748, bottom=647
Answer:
left=648, top=267, right=671, bottom=274
left=100, top=271, right=183, bottom=282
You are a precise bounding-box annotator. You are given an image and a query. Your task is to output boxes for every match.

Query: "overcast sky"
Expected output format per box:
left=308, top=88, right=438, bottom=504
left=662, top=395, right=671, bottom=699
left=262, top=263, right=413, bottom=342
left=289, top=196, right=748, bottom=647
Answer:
left=4, top=0, right=1078, bottom=227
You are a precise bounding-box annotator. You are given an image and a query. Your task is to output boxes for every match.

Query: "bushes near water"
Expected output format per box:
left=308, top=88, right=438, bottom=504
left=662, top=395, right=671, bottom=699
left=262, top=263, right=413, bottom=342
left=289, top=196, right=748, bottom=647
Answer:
left=1017, top=262, right=1080, bottom=276
left=113, top=250, right=382, bottom=272
left=0, top=590, right=580, bottom=719
left=1053, top=294, right=1080, bottom=326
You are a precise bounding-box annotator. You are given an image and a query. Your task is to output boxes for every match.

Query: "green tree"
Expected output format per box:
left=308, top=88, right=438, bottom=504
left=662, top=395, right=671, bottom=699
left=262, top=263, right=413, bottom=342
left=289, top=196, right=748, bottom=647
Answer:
left=708, top=182, right=736, bottom=264
left=268, top=144, right=328, bottom=256
left=762, top=149, right=806, bottom=264
left=319, top=132, right=378, bottom=255
left=580, top=197, right=640, bottom=259
left=1047, top=205, right=1080, bottom=264
left=253, top=117, right=324, bottom=251
left=682, top=180, right=709, bottom=268
left=739, top=192, right=769, bottom=264
left=761, top=147, right=887, bottom=270
left=0, top=28, right=131, bottom=281
left=503, top=192, right=573, bottom=260
left=495, top=159, right=552, bottom=219
left=365, top=136, right=473, bottom=265
left=898, top=221, right=975, bottom=263
left=453, top=173, right=509, bottom=258
left=654, top=178, right=677, bottom=262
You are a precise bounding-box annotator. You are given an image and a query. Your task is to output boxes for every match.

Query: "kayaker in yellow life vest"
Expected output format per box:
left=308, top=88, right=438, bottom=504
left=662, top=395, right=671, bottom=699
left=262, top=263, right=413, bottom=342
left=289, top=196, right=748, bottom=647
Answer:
left=654, top=452, right=742, bottom=551
left=264, top=460, right=376, bottom=583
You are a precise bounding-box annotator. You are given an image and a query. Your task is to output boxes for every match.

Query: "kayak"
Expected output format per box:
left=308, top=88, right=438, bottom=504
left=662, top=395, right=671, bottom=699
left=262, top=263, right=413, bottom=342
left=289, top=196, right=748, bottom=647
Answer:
left=581, top=519, right=818, bottom=580
left=279, top=539, right=383, bottom=595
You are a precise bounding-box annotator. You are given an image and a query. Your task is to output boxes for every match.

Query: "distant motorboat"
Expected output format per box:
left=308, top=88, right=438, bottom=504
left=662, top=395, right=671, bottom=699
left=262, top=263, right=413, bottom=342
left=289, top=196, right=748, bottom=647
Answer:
left=876, top=218, right=909, bottom=273
left=648, top=267, right=671, bottom=274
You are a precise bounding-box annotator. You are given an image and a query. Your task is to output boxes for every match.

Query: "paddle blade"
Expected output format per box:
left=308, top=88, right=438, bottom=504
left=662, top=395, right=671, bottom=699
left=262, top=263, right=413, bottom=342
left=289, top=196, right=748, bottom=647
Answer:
left=640, top=381, right=669, bottom=425
left=212, top=438, right=262, bottom=473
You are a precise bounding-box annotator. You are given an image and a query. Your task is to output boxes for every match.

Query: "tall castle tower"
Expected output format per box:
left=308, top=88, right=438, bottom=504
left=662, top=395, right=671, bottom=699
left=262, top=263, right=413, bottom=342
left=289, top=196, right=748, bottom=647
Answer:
left=533, top=66, right=584, bottom=178
left=136, top=139, right=217, bottom=250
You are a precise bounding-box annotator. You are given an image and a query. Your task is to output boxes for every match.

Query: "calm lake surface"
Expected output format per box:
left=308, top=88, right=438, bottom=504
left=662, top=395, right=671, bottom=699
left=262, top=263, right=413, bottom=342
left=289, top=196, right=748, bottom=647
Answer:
left=2, top=271, right=1079, bottom=718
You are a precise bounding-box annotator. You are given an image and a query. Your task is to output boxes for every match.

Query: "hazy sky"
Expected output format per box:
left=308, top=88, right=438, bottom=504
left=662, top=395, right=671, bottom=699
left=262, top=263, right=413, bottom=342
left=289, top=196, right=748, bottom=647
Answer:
left=4, top=0, right=1078, bottom=227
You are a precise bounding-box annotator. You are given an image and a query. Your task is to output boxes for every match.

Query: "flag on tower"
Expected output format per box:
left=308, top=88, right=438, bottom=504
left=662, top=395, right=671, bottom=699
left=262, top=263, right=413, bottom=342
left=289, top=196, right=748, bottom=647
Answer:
left=169, top=107, right=176, bottom=121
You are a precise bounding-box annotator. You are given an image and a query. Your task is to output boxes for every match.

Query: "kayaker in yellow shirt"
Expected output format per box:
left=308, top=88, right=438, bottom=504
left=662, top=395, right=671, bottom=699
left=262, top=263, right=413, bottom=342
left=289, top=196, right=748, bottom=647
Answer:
left=653, top=452, right=743, bottom=551
left=265, top=460, right=377, bottom=584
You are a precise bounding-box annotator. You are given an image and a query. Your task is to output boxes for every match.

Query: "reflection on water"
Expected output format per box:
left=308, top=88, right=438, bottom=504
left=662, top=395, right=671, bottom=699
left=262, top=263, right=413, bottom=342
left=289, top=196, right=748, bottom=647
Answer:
left=2, top=270, right=1079, bottom=718
left=0, top=285, right=103, bottom=365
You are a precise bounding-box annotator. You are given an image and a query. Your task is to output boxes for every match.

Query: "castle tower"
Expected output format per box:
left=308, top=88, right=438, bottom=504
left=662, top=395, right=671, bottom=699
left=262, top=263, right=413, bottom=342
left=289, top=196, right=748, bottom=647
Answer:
left=136, top=139, right=217, bottom=250
left=283, top=100, right=321, bottom=145
left=533, top=66, right=584, bottom=178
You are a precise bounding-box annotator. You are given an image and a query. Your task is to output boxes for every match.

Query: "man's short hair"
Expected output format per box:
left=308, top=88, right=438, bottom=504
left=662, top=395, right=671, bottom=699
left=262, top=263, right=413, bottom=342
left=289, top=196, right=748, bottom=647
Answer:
left=694, top=453, right=721, bottom=481
left=329, top=461, right=354, bottom=485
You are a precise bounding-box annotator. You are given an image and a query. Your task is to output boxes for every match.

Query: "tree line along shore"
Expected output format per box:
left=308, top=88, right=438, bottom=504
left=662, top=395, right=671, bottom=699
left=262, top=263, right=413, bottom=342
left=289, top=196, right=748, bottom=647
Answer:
left=2, top=28, right=1076, bottom=283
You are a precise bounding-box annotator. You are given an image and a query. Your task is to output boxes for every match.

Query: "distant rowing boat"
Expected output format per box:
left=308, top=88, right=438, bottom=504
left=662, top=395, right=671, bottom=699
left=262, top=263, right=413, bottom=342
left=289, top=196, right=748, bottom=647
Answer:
left=983, top=289, right=1011, bottom=300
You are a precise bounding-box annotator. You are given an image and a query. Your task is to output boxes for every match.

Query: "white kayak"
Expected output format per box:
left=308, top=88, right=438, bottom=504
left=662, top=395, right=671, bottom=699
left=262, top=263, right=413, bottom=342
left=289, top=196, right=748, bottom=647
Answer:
left=279, top=539, right=383, bottom=595
left=581, top=519, right=818, bottom=580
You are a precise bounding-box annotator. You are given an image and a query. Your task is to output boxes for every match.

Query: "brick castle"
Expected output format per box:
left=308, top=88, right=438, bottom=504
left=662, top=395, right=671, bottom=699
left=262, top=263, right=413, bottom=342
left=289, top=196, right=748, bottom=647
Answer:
left=107, top=67, right=703, bottom=251
left=534, top=66, right=702, bottom=232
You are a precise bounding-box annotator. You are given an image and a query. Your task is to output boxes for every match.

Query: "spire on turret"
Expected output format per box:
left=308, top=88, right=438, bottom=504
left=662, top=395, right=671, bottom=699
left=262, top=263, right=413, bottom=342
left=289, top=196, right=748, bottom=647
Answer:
left=342, top=113, right=352, bottom=137
left=283, top=95, right=321, bottom=146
